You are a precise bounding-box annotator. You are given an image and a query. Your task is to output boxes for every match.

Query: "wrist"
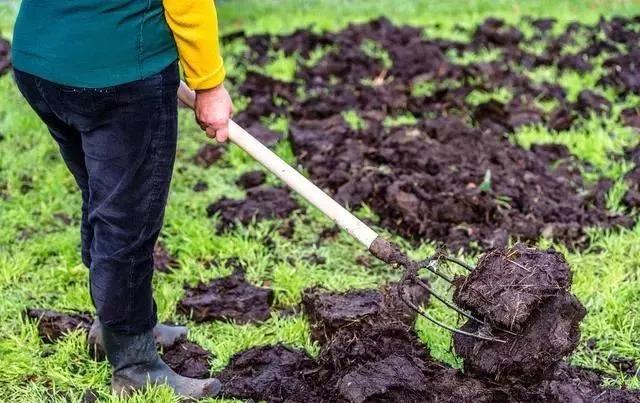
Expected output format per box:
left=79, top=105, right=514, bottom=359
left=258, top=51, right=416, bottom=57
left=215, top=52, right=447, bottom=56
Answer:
left=196, top=83, right=225, bottom=96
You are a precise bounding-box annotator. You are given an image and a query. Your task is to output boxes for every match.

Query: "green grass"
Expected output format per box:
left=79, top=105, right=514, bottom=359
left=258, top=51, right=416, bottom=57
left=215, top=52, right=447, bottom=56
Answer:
left=1, top=0, right=640, bottom=402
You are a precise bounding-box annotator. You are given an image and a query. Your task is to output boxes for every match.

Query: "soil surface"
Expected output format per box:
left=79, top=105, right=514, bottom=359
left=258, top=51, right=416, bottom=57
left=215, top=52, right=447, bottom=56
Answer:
left=177, top=268, right=274, bottom=323
left=207, top=186, right=299, bottom=230
left=161, top=338, right=213, bottom=379
left=228, top=16, right=638, bottom=251
left=0, top=37, right=10, bottom=76
left=236, top=170, right=266, bottom=189
left=453, top=245, right=586, bottom=382
left=212, top=246, right=638, bottom=402
left=453, top=244, right=571, bottom=331
left=24, top=308, right=93, bottom=343
left=217, top=344, right=324, bottom=402
left=193, top=144, right=224, bottom=168
left=153, top=241, right=179, bottom=273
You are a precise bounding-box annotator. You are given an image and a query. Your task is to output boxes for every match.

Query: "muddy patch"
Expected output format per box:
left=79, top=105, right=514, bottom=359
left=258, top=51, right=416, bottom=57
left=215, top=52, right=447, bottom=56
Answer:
left=453, top=245, right=586, bottom=382
left=207, top=186, right=299, bottom=230
left=225, top=16, right=638, bottom=251
left=0, top=36, right=10, bottom=76
left=177, top=268, right=274, bottom=323
left=153, top=241, right=179, bottom=273
left=24, top=309, right=93, bottom=343
left=161, top=338, right=214, bottom=379
left=236, top=170, right=266, bottom=189
left=193, top=144, right=224, bottom=168
left=217, top=344, right=325, bottom=402
left=453, top=245, right=571, bottom=331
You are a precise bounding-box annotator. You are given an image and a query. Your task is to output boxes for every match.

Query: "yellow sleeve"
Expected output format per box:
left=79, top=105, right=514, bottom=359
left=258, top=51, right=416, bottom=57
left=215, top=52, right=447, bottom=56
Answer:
left=163, top=0, right=226, bottom=90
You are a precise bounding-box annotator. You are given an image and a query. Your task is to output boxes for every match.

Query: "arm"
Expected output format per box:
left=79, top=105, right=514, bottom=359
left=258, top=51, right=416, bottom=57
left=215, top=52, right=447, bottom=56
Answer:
left=164, top=0, right=233, bottom=142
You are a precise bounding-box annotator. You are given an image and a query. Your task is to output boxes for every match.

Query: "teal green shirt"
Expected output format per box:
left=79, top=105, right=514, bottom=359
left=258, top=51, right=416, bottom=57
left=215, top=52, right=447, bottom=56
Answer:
left=12, top=0, right=178, bottom=88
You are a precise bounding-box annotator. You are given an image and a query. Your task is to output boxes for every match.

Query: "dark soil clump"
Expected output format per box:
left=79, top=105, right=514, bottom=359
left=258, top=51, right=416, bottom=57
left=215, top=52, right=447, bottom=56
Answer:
left=337, top=354, right=428, bottom=403
left=217, top=344, right=325, bottom=402
left=514, top=362, right=640, bottom=402
left=193, top=144, right=224, bottom=168
left=455, top=291, right=586, bottom=382
left=228, top=16, right=636, bottom=252
left=0, top=36, right=10, bottom=76
left=207, top=186, right=299, bottom=230
left=161, top=338, right=213, bottom=379
left=177, top=268, right=273, bottom=324
left=236, top=170, right=266, bottom=189
left=153, top=241, right=179, bottom=273
left=453, top=245, right=586, bottom=382
left=453, top=244, right=571, bottom=331
left=302, top=283, right=428, bottom=344
left=25, top=309, right=93, bottom=343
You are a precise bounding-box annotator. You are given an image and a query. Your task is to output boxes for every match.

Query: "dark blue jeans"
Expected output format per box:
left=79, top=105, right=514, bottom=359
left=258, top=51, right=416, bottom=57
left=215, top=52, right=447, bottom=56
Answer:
left=14, top=61, right=179, bottom=334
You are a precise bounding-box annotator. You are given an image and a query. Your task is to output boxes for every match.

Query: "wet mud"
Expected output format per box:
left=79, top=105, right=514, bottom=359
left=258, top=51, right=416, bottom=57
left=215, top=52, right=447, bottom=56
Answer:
left=207, top=186, right=299, bottom=230
left=212, top=246, right=638, bottom=402
left=0, top=36, right=10, bottom=76
left=236, top=170, right=266, bottom=189
left=227, top=16, right=639, bottom=251
left=24, top=308, right=93, bottom=343
left=177, top=268, right=274, bottom=324
left=193, top=144, right=224, bottom=168
left=153, top=241, right=179, bottom=273
left=161, top=338, right=213, bottom=379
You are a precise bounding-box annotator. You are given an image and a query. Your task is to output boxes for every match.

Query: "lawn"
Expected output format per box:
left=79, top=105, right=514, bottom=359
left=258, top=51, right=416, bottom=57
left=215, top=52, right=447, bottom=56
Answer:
left=0, top=0, right=639, bottom=402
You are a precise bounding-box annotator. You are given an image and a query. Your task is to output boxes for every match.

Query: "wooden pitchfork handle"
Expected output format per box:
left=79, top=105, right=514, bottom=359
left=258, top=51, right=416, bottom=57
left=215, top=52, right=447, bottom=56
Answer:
left=177, top=81, right=400, bottom=262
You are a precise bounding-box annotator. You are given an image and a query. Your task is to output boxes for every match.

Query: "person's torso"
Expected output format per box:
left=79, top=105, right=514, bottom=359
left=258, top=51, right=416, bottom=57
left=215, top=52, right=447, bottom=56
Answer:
left=12, top=0, right=178, bottom=88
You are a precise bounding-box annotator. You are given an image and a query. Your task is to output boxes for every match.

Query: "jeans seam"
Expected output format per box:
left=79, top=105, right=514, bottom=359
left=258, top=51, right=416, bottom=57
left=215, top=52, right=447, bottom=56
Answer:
left=142, top=83, right=165, bottom=236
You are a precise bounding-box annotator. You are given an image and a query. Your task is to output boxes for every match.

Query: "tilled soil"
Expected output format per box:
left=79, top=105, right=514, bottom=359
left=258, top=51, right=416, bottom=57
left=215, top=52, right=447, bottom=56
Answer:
left=207, top=186, right=299, bottom=230
left=236, top=170, right=266, bottom=189
left=193, top=144, right=224, bottom=168
left=213, top=246, right=638, bottom=403
left=453, top=245, right=586, bottom=382
left=177, top=268, right=274, bottom=323
left=153, top=241, right=179, bottom=273
left=226, top=16, right=639, bottom=251
left=161, top=338, right=213, bottom=379
left=453, top=245, right=571, bottom=331
left=0, top=36, right=10, bottom=76
left=24, top=308, right=93, bottom=343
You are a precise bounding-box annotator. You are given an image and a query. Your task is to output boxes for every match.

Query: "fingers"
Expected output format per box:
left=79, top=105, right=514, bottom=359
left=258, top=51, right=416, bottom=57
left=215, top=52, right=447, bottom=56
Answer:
left=215, top=126, right=229, bottom=142
left=194, top=84, right=233, bottom=143
left=203, top=120, right=230, bottom=142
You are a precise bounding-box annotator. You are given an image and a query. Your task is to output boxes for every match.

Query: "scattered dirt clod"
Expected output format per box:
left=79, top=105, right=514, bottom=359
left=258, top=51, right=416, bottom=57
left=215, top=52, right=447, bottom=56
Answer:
left=193, top=144, right=224, bottom=168
left=177, top=268, right=274, bottom=324
left=236, top=170, right=266, bottom=189
left=207, top=186, right=299, bottom=230
left=161, top=338, right=214, bottom=379
left=453, top=244, right=571, bottom=331
left=24, top=309, right=93, bottom=343
left=453, top=245, right=586, bottom=382
left=153, top=241, right=179, bottom=273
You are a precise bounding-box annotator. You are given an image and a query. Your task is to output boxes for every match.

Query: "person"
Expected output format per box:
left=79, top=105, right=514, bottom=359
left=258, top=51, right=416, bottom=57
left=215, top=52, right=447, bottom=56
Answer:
left=11, top=0, right=232, bottom=398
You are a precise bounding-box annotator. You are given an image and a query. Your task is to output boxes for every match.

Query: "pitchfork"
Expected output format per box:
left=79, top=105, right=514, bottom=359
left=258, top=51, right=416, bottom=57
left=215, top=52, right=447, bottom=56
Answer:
left=178, top=82, right=507, bottom=343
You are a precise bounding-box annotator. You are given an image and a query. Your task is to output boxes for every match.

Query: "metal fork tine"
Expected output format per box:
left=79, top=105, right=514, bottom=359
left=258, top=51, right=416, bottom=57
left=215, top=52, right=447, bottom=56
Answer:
left=443, top=256, right=475, bottom=272
left=415, top=278, right=484, bottom=325
left=421, top=258, right=454, bottom=283
left=415, top=278, right=520, bottom=337
left=398, top=291, right=506, bottom=343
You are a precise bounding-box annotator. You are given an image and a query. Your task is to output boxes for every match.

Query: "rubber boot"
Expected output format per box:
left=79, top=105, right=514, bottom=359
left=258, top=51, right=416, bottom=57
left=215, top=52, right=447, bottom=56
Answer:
left=89, top=317, right=188, bottom=351
left=101, top=325, right=221, bottom=398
